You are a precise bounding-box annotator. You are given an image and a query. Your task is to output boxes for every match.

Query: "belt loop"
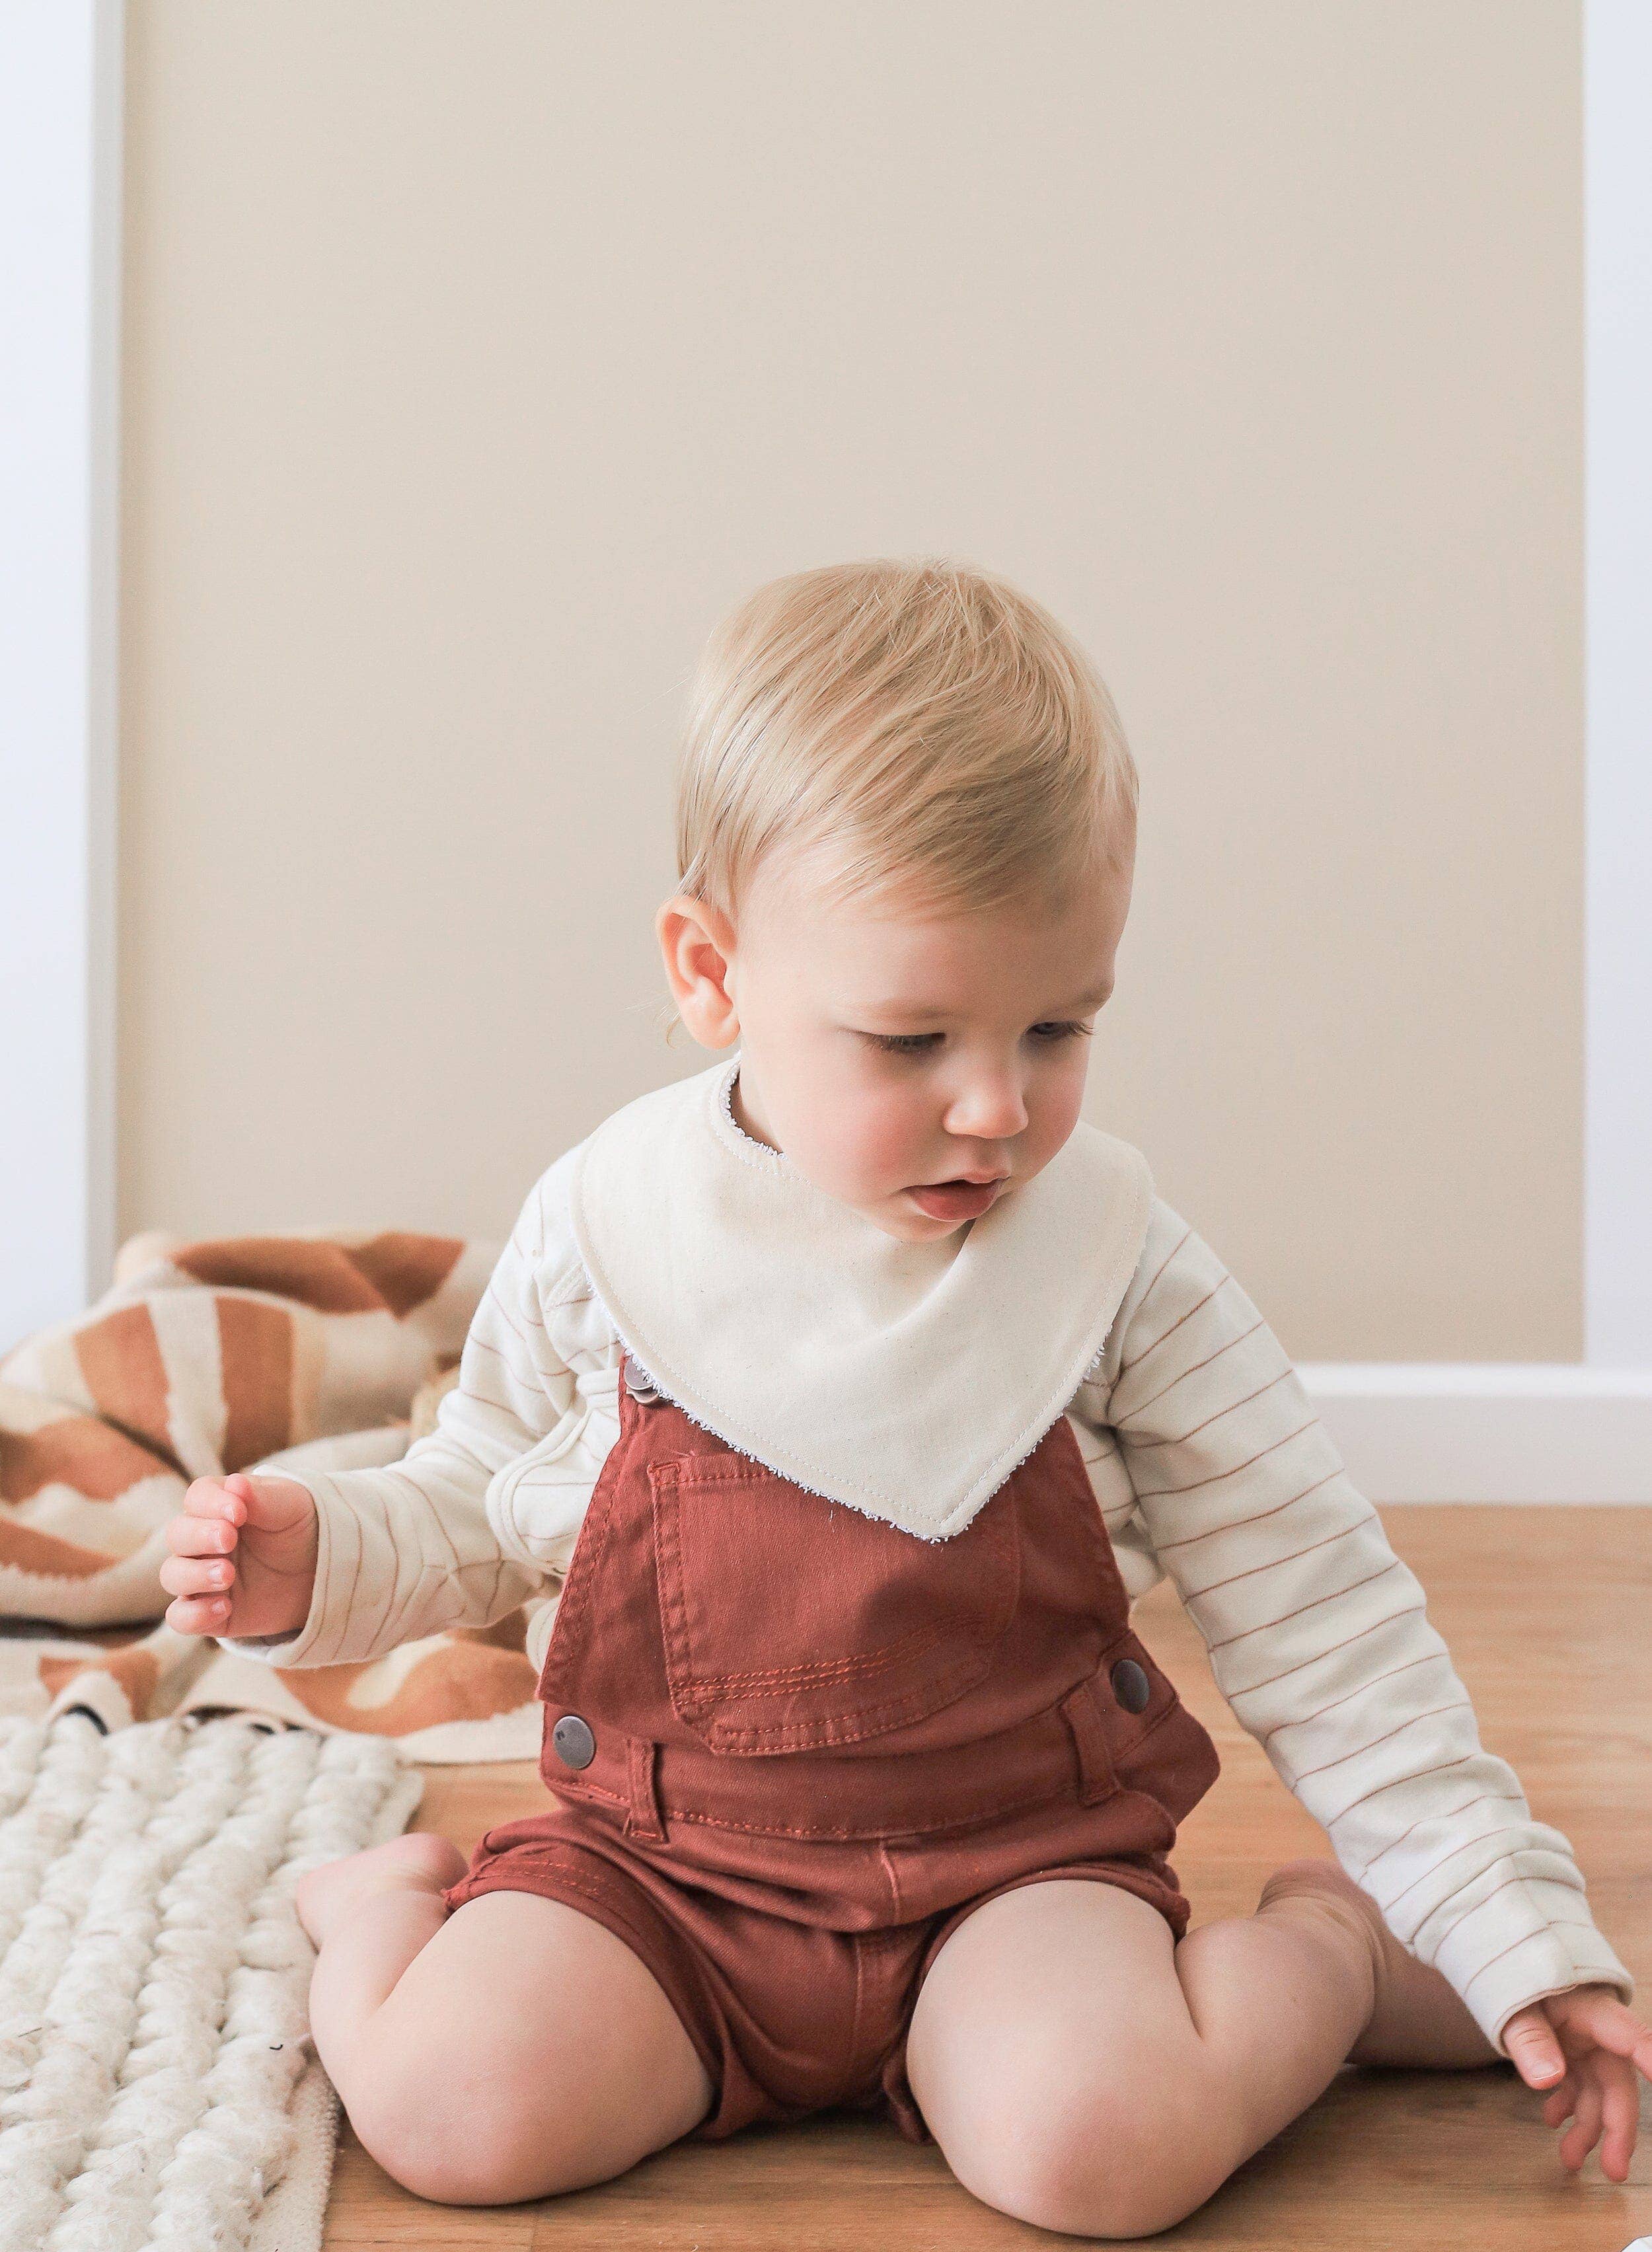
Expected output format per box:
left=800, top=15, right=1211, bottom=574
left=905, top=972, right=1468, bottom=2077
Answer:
left=624, top=1734, right=667, bottom=1842
left=1060, top=1675, right=1120, bottom=1807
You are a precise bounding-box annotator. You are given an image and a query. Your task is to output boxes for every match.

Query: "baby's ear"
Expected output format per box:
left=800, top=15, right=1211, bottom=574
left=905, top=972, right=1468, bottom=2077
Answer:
left=656, top=893, right=740, bottom=1048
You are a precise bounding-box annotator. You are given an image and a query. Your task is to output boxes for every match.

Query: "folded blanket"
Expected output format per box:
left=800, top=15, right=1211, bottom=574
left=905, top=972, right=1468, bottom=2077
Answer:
left=0, top=1230, right=550, bottom=1761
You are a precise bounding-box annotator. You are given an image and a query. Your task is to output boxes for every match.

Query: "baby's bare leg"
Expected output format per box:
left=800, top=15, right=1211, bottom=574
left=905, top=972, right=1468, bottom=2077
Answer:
left=906, top=1858, right=1494, bottom=2241
left=295, top=1835, right=712, bottom=2204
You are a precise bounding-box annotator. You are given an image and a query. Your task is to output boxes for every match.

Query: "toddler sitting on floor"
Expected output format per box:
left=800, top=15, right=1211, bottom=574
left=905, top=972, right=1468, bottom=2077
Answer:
left=163, top=559, right=1647, bottom=2232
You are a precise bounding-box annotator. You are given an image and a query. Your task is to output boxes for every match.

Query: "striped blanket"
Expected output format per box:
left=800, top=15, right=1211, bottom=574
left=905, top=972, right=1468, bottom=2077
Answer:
left=0, top=1230, right=549, bottom=1762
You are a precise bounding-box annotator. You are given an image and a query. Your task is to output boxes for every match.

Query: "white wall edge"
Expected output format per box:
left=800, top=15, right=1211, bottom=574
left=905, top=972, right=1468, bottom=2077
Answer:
left=1300, top=1363, right=1652, bottom=1504
left=85, top=0, right=123, bottom=1333
left=1583, top=0, right=1652, bottom=1365
left=0, top=1, right=123, bottom=1352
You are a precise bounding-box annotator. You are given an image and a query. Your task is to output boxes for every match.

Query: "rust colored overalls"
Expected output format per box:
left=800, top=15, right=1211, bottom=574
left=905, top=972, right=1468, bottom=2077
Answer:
left=441, top=1355, right=1221, bottom=2139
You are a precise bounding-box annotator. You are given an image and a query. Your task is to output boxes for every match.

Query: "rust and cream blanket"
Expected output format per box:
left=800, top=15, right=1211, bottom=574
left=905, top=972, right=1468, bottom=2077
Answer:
left=0, top=1230, right=548, bottom=1761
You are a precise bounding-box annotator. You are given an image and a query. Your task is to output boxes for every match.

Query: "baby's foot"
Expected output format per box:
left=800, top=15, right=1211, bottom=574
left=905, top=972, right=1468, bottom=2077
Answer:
left=1257, top=1856, right=1501, bottom=2070
left=295, top=1831, right=467, bottom=1947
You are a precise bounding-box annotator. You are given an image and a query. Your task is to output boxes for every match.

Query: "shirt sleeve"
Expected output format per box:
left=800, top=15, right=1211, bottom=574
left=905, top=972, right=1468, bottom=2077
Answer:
left=215, top=1179, right=573, bottom=1670
left=1074, top=1196, right=1635, bottom=2060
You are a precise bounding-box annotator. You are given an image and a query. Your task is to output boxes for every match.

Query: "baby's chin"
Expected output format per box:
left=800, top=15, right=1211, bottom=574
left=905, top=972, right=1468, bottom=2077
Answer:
left=863, top=1207, right=967, bottom=1244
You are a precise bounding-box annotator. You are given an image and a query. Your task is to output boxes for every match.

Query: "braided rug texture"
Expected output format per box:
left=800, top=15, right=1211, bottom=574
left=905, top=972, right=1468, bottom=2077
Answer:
left=0, top=1708, right=423, bottom=2252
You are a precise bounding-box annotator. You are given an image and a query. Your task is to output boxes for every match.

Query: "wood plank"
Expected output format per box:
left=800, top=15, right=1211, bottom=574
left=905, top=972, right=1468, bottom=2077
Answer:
left=325, top=1505, right=1652, bottom=2246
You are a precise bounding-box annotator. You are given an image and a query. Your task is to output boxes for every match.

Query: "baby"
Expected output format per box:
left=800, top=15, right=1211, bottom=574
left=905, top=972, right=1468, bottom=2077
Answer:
left=163, top=560, right=1649, bottom=2233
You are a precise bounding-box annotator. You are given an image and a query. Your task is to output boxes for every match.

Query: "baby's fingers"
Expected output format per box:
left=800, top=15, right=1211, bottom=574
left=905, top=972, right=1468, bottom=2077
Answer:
left=1596, top=2052, right=1639, bottom=2183
left=1501, top=2005, right=1566, bottom=2088
left=180, top=1474, right=245, bottom=1529
left=1545, top=1987, right=1652, bottom=2064
left=1540, top=2072, right=1576, bottom=2128
left=160, top=1550, right=237, bottom=1602
left=160, top=1518, right=239, bottom=1631
left=1558, top=2073, right=1603, bottom=2173
left=1585, top=1998, right=1652, bottom=2080
left=163, top=1589, right=233, bottom=1635
left=161, top=1559, right=237, bottom=1634
left=167, top=1505, right=239, bottom=1561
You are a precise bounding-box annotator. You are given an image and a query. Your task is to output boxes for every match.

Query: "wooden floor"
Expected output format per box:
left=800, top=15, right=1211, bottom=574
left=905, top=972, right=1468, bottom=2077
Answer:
left=321, top=1505, right=1652, bottom=2247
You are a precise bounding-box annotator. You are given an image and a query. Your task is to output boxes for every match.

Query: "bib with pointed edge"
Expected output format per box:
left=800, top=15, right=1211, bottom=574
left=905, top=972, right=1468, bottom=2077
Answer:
left=568, top=1055, right=1154, bottom=1541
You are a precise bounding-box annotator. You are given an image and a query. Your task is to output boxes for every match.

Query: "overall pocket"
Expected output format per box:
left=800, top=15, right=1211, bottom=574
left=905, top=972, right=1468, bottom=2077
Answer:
left=650, top=1454, right=1020, bottom=1755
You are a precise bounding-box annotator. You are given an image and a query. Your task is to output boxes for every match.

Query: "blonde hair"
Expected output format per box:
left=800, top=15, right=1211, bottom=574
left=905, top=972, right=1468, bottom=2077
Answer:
left=673, top=557, right=1137, bottom=920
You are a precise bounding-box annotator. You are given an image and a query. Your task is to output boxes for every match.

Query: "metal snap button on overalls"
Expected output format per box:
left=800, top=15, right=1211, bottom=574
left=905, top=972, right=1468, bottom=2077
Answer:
left=624, top=1363, right=662, bottom=1405
left=551, top=1713, right=597, bottom=1769
left=1110, top=1658, right=1151, bottom=1714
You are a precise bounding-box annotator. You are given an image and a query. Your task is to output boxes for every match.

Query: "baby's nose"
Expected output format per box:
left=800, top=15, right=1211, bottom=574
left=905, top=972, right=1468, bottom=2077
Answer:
left=942, top=1075, right=1028, bottom=1141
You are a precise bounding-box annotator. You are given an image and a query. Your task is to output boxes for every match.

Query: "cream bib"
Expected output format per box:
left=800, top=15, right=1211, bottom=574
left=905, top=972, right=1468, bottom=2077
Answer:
left=567, top=1056, right=1154, bottom=1541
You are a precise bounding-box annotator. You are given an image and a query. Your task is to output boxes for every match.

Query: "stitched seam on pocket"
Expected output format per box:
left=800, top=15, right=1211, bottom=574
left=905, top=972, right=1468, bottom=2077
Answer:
left=660, top=1772, right=1076, bottom=1840
left=681, top=1624, right=948, bottom=1694
left=700, top=1649, right=996, bottom=1750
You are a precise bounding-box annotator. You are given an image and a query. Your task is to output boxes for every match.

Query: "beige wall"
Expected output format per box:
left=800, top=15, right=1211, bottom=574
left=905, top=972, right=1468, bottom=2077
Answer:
left=119, top=0, right=1585, bottom=1362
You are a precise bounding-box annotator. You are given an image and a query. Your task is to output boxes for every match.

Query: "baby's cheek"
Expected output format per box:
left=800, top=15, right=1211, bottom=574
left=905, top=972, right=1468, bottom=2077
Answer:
left=860, top=1094, right=936, bottom=1189
left=1024, top=1066, right=1088, bottom=1172
left=835, top=1082, right=932, bottom=1191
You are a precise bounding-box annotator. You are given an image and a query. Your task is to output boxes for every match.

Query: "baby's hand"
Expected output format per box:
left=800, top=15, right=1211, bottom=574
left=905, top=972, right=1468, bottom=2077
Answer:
left=1500, top=1984, right=1652, bottom=2183
left=159, top=1472, right=319, bottom=1641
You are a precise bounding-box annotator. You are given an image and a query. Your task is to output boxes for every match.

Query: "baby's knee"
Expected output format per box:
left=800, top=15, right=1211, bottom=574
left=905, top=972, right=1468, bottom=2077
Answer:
left=937, top=2072, right=1236, bottom=2239
left=344, top=2048, right=596, bottom=2207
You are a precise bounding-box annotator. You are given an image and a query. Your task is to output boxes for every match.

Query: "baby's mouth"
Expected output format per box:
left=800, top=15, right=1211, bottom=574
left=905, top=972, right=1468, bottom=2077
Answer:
left=903, top=1176, right=1008, bottom=1222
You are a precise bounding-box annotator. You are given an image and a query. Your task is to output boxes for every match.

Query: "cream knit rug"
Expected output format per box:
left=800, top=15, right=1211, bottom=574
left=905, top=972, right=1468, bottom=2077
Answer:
left=0, top=1706, right=424, bottom=2252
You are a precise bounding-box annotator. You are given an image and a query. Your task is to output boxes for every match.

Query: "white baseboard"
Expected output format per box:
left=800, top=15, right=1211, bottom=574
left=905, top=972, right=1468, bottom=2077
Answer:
left=1298, top=1365, right=1652, bottom=1504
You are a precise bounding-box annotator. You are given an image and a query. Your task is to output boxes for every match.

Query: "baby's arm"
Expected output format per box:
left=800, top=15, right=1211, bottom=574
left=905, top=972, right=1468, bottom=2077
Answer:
left=1075, top=1197, right=1635, bottom=2064
left=179, top=1174, right=577, bottom=1669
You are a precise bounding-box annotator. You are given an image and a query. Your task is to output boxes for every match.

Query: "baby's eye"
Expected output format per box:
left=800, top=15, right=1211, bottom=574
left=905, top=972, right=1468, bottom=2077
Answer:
left=1028, top=1020, right=1092, bottom=1043
left=866, top=1031, right=944, bottom=1057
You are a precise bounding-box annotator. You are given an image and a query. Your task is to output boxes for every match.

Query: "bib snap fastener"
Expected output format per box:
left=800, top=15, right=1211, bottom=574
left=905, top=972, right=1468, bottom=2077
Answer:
left=1110, top=1657, right=1151, bottom=1714
left=552, top=1713, right=597, bottom=1769
left=624, top=1363, right=662, bottom=1404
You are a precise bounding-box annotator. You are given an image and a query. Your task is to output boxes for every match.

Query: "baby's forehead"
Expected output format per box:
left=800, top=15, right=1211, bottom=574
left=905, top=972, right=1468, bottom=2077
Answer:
left=741, top=847, right=1128, bottom=1014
